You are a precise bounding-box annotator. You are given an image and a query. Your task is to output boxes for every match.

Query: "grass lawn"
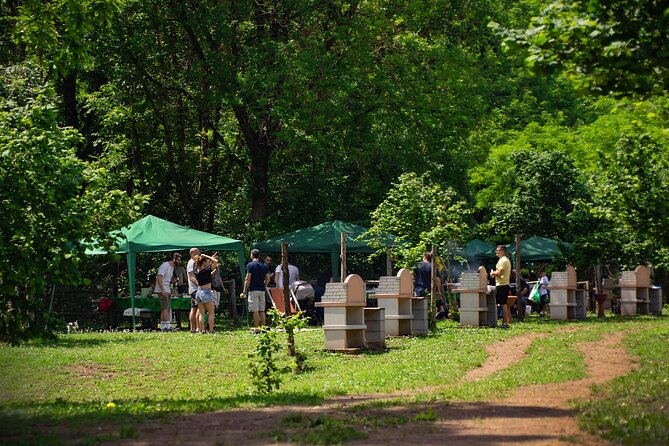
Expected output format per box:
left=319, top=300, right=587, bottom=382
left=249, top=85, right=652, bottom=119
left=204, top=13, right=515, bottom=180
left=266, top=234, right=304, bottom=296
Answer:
left=1, top=313, right=668, bottom=445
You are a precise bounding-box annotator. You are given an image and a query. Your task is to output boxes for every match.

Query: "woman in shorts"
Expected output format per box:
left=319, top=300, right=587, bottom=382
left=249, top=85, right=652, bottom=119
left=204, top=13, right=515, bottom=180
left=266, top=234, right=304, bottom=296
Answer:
left=193, top=253, right=219, bottom=333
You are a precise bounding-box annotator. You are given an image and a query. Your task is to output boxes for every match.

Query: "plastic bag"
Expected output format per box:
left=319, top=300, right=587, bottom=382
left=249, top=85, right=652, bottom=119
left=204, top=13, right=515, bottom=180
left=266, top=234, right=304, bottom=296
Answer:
left=529, top=282, right=540, bottom=303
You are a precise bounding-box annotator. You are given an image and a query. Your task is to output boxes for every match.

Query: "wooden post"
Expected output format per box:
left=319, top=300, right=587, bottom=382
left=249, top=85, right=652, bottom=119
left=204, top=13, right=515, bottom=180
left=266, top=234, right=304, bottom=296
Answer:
left=386, top=247, right=392, bottom=276
left=430, top=245, right=437, bottom=328
left=515, top=234, right=523, bottom=321
left=228, top=279, right=238, bottom=320
left=340, top=232, right=347, bottom=281
left=282, top=242, right=291, bottom=316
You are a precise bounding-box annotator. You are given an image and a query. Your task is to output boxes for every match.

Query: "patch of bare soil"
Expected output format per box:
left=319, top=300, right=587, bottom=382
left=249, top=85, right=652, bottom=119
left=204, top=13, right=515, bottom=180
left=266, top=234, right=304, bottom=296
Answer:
left=69, top=362, right=115, bottom=379
left=93, top=328, right=637, bottom=446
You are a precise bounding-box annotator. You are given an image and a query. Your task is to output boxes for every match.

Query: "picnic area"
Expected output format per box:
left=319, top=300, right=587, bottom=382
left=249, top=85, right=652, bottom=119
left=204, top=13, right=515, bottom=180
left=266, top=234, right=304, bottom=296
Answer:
left=2, top=0, right=669, bottom=445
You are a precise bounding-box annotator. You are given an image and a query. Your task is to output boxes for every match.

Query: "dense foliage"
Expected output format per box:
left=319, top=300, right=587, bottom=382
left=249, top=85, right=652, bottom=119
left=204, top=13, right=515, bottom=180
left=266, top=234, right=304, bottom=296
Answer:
left=0, top=65, right=145, bottom=344
left=494, top=0, right=669, bottom=97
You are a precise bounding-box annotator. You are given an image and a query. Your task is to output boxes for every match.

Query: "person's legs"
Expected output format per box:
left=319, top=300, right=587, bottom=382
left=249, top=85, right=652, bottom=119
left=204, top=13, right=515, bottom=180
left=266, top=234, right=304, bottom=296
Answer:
left=189, top=292, right=198, bottom=332
left=502, top=304, right=511, bottom=326
left=197, top=303, right=206, bottom=332
left=249, top=291, right=265, bottom=329
left=205, top=301, right=215, bottom=332
left=257, top=290, right=266, bottom=328
left=496, top=285, right=510, bottom=327
left=248, top=291, right=261, bottom=330
left=159, top=294, right=170, bottom=330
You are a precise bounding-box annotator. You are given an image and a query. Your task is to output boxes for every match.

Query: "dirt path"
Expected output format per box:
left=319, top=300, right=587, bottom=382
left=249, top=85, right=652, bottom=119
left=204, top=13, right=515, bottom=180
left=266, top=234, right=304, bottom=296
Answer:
left=105, top=329, right=637, bottom=446
left=350, top=330, right=636, bottom=446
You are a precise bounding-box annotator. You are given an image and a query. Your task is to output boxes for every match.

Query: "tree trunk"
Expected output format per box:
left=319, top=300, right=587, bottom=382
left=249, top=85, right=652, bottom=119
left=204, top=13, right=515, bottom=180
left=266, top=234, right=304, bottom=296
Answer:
left=59, top=73, right=79, bottom=130
left=515, top=234, right=523, bottom=321
left=249, top=140, right=270, bottom=221
left=233, top=104, right=272, bottom=221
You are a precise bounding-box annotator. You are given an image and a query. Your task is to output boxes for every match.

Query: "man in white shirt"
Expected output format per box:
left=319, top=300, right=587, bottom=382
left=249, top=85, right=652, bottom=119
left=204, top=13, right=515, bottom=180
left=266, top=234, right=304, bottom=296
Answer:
left=154, top=252, right=181, bottom=331
left=274, top=262, right=299, bottom=289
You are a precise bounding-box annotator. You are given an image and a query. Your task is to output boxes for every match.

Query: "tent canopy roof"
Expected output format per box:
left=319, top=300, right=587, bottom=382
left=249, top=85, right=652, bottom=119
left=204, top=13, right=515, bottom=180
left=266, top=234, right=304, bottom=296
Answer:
left=86, top=215, right=243, bottom=254
left=253, top=220, right=394, bottom=254
left=460, top=239, right=495, bottom=258
left=481, top=236, right=572, bottom=262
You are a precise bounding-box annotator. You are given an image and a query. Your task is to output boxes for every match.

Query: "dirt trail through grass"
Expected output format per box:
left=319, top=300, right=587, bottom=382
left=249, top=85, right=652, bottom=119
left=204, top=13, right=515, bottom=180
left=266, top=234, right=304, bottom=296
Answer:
left=106, top=329, right=636, bottom=446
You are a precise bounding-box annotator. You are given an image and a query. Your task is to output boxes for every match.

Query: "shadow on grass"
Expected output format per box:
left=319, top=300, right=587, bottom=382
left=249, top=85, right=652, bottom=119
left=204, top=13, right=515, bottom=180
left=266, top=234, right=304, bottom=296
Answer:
left=0, top=390, right=326, bottom=443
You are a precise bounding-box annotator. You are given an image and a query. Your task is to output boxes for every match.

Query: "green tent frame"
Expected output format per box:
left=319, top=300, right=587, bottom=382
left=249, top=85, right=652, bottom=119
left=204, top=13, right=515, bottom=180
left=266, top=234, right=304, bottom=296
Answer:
left=252, top=220, right=395, bottom=281
left=86, top=215, right=246, bottom=329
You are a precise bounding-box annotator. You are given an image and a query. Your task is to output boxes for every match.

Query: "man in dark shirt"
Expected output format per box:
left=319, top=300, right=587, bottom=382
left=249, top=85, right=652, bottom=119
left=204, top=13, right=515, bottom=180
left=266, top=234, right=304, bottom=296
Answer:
left=242, top=249, right=270, bottom=331
left=414, top=252, right=443, bottom=304
left=511, top=269, right=530, bottom=315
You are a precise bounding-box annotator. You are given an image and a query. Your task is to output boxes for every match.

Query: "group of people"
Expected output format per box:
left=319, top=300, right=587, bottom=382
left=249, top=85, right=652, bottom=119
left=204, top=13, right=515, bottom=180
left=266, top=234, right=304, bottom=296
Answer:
left=150, top=247, right=309, bottom=333
left=152, top=244, right=552, bottom=333
left=485, top=245, right=552, bottom=327
left=413, top=246, right=550, bottom=329
left=241, top=249, right=306, bottom=332
left=151, top=248, right=225, bottom=333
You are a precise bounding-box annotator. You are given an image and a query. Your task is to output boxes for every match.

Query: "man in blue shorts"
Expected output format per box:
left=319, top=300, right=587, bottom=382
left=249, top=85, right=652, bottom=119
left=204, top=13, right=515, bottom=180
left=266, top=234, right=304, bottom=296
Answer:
left=242, top=249, right=270, bottom=332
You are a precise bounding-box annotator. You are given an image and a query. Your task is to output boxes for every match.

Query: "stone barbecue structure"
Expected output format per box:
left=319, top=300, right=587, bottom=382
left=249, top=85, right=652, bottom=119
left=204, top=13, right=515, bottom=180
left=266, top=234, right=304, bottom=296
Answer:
left=316, top=274, right=367, bottom=350
left=459, top=266, right=497, bottom=327
left=374, top=268, right=414, bottom=336
left=548, top=265, right=586, bottom=321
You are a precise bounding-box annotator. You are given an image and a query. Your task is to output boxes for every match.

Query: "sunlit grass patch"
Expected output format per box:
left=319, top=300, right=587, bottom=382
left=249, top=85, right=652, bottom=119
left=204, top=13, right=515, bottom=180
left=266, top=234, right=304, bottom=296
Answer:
left=576, top=326, right=669, bottom=445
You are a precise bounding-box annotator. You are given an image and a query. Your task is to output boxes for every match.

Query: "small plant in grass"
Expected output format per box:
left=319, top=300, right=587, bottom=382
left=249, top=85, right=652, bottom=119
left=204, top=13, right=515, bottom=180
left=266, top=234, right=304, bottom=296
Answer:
left=247, top=327, right=289, bottom=395
left=414, top=406, right=438, bottom=422
left=278, top=414, right=368, bottom=444
left=268, top=308, right=309, bottom=372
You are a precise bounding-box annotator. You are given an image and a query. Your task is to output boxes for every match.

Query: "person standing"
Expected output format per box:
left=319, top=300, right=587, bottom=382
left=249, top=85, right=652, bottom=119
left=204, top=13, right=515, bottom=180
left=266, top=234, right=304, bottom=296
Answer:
left=154, top=252, right=181, bottom=331
left=511, top=269, right=530, bottom=315
left=414, top=252, right=443, bottom=309
left=538, top=269, right=550, bottom=316
left=490, top=245, right=512, bottom=328
left=210, top=252, right=228, bottom=308
left=193, top=253, right=219, bottom=334
left=242, top=249, right=270, bottom=332
left=187, top=247, right=201, bottom=333
left=274, top=258, right=299, bottom=289
left=264, top=255, right=275, bottom=287
left=172, top=257, right=188, bottom=294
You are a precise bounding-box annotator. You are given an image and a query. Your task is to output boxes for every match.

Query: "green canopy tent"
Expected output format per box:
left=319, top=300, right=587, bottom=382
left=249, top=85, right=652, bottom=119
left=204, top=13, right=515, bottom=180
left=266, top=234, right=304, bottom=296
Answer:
left=86, top=215, right=246, bottom=329
left=481, top=236, right=573, bottom=262
left=460, top=239, right=496, bottom=259
left=252, top=220, right=395, bottom=281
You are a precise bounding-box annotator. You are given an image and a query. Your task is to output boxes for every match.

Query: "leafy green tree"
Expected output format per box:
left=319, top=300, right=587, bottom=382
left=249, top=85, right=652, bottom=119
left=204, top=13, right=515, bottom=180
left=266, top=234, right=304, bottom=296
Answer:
left=586, top=133, right=669, bottom=271
left=10, top=0, right=121, bottom=133
left=493, top=0, right=669, bottom=97
left=473, top=148, right=588, bottom=243
left=366, top=172, right=470, bottom=267
left=77, top=0, right=529, bottom=236
left=0, top=66, right=144, bottom=344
